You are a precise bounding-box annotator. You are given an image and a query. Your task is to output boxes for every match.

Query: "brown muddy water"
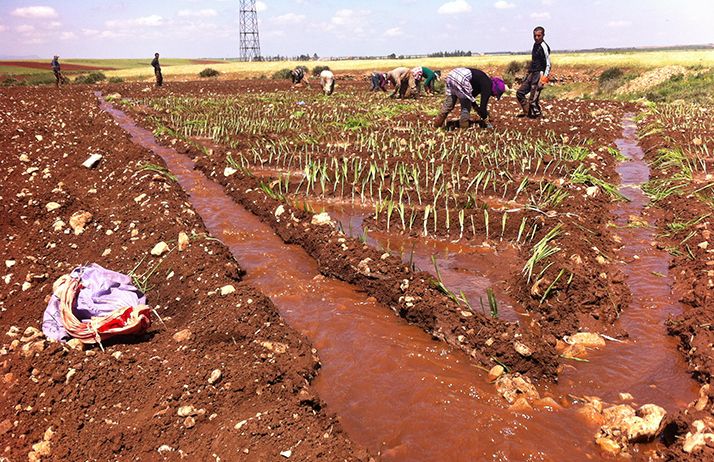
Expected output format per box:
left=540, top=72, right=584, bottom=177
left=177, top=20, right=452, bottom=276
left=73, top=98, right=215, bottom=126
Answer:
left=100, top=97, right=697, bottom=461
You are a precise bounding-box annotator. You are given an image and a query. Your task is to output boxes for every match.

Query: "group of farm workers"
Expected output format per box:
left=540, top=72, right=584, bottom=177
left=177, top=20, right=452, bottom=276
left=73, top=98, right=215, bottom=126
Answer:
left=289, top=66, right=336, bottom=95
left=288, top=26, right=551, bottom=127
left=51, top=25, right=551, bottom=128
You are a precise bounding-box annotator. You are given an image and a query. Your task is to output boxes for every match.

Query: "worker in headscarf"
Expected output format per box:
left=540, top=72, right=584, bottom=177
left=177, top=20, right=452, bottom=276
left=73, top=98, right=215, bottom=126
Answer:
left=320, top=69, right=335, bottom=95
left=434, top=68, right=506, bottom=129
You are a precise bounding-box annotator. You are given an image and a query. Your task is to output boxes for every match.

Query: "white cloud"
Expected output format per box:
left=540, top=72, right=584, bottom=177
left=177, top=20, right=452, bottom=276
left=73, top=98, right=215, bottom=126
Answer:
left=11, top=6, right=58, bottom=19
left=48, top=21, right=62, bottom=29
left=494, top=1, right=515, bottom=9
left=83, top=28, right=121, bottom=39
left=530, top=12, right=551, bottom=19
left=60, top=31, right=76, bottom=40
left=384, top=27, right=403, bottom=37
left=438, top=0, right=472, bottom=14
left=256, top=1, right=267, bottom=12
left=542, top=0, right=554, bottom=4
left=607, top=20, right=631, bottom=27
left=271, top=13, right=305, bottom=25
left=16, top=24, right=36, bottom=34
left=0, top=24, right=6, bottom=32
left=106, top=15, right=164, bottom=28
left=178, top=9, right=217, bottom=18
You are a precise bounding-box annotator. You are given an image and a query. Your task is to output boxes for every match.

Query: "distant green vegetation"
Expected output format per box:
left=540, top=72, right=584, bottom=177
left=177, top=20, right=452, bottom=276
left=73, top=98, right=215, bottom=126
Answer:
left=645, top=69, right=714, bottom=104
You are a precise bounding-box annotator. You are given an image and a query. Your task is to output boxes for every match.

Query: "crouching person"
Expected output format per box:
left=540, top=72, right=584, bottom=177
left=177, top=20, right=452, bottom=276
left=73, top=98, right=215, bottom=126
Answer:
left=370, top=72, right=388, bottom=91
left=434, top=67, right=505, bottom=129
left=291, top=66, right=310, bottom=86
left=320, top=69, right=335, bottom=95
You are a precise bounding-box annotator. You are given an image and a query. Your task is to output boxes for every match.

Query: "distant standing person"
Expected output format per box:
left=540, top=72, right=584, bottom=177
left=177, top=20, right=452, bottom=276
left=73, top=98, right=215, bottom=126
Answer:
left=51, top=55, right=65, bottom=88
left=151, top=53, right=163, bottom=87
left=370, top=72, right=388, bottom=92
left=290, top=66, right=310, bottom=87
left=433, top=68, right=506, bottom=129
left=516, top=26, right=551, bottom=118
left=320, top=69, right=335, bottom=95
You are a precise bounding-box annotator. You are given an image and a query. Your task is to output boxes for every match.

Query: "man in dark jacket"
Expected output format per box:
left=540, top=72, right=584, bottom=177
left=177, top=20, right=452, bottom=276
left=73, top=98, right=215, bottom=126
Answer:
left=434, top=68, right=505, bottom=129
left=151, top=53, right=163, bottom=87
left=51, top=55, right=65, bottom=88
left=516, top=26, right=551, bottom=118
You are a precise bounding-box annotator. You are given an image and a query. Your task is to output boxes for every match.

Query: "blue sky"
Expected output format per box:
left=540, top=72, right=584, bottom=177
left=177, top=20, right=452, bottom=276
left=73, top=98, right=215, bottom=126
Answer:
left=0, top=0, right=712, bottom=58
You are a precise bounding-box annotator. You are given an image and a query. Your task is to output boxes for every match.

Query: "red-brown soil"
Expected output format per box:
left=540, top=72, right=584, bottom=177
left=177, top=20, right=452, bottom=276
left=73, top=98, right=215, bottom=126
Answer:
left=3, top=75, right=711, bottom=460
left=0, top=85, right=368, bottom=461
left=637, top=107, right=714, bottom=460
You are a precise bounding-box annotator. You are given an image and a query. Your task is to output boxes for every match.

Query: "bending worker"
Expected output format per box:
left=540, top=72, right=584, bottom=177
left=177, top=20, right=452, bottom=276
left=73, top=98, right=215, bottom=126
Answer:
left=434, top=67, right=505, bottom=129
left=320, top=69, right=335, bottom=95
left=290, top=66, right=310, bottom=86
left=387, top=66, right=416, bottom=99
left=370, top=71, right=389, bottom=91
left=516, top=26, right=551, bottom=118
left=420, top=67, right=441, bottom=95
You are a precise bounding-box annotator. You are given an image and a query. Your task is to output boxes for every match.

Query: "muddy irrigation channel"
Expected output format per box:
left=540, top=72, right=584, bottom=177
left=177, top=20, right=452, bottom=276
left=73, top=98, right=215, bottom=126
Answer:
left=3, top=80, right=714, bottom=461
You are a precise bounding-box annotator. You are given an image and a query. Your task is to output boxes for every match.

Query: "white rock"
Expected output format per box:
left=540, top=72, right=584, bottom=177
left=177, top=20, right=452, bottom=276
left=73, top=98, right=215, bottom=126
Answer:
left=513, top=341, right=532, bottom=357
left=275, top=205, right=285, bottom=218
left=310, top=212, right=332, bottom=226
left=220, top=285, right=235, bottom=296
left=69, top=211, right=92, bottom=235
left=177, top=232, right=190, bottom=251
left=223, top=167, right=237, bottom=177
left=45, top=202, right=61, bottom=212
left=208, top=369, right=222, bottom=385
left=22, top=282, right=31, bottom=291
left=568, top=332, right=606, bottom=348
left=234, top=420, right=248, bottom=430
left=134, top=193, right=147, bottom=203
left=102, top=248, right=111, bottom=257
left=177, top=405, right=195, bottom=417
left=157, top=445, right=174, bottom=454
left=82, top=154, right=103, bottom=169
left=151, top=241, right=169, bottom=256
left=52, top=219, right=65, bottom=231
left=5, top=260, right=15, bottom=268
left=586, top=186, right=600, bottom=197
left=280, top=450, right=292, bottom=458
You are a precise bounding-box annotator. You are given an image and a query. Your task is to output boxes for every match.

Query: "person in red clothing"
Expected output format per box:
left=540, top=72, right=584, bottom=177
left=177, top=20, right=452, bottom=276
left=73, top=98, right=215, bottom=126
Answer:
left=516, top=26, right=551, bottom=118
left=434, top=68, right=505, bottom=129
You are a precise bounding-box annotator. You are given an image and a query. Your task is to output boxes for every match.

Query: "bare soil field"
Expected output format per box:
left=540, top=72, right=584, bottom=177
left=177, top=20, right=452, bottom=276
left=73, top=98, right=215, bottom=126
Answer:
left=2, top=76, right=713, bottom=460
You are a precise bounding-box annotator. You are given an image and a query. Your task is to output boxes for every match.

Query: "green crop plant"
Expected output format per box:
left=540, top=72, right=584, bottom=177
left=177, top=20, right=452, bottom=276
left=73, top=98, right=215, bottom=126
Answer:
left=137, top=162, right=177, bottom=182
left=523, top=224, right=562, bottom=282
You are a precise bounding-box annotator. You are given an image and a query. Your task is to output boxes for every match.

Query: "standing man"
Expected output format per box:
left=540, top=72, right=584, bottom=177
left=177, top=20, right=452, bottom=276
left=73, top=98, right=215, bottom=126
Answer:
left=516, top=26, right=551, bottom=118
left=51, top=55, right=64, bottom=88
left=151, top=52, right=163, bottom=87
left=433, top=68, right=505, bottom=129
